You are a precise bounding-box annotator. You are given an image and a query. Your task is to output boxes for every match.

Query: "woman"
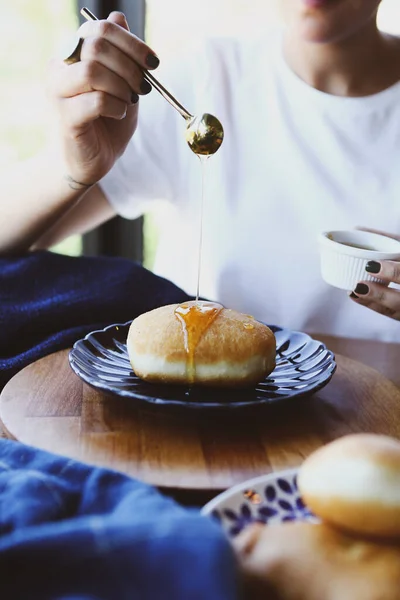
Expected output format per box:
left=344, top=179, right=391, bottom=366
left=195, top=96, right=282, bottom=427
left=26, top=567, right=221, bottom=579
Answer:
left=2, top=0, right=400, bottom=340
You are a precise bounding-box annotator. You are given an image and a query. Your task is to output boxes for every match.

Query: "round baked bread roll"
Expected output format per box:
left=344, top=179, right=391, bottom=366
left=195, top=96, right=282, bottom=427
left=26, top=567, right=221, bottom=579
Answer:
left=234, top=521, right=400, bottom=600
left=298, top=434, right=400, bottom=539
left=127, top=301, right=276, bottom=387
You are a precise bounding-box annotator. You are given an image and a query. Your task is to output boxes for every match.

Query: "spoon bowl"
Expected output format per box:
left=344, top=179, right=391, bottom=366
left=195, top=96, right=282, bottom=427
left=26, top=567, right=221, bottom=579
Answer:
left=185, top=113, right=224, bottom=156
left=79, top=8, right=224, bottom=157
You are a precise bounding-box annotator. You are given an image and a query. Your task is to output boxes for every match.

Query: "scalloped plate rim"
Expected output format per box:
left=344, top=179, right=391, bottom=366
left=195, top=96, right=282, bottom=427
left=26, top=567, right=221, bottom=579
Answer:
left=68, top=320, right=337, bottom=410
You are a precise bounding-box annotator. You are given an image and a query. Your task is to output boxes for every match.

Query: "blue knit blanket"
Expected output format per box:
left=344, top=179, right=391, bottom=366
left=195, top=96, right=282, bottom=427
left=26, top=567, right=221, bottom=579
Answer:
left=0, top=251, right=237, bottom=599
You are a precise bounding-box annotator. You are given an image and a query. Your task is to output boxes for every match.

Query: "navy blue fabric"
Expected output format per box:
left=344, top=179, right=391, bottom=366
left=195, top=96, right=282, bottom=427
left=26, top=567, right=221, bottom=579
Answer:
left=0, top=251, right=191, bottom=390
left=0, top=439, right=238, bottom=600
left=0, top=252, right=238, bottom=599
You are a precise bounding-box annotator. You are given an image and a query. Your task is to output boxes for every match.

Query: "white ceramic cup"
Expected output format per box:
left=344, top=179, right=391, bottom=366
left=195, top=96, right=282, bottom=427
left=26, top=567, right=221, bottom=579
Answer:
left=319, top=230, right=400, bottom=291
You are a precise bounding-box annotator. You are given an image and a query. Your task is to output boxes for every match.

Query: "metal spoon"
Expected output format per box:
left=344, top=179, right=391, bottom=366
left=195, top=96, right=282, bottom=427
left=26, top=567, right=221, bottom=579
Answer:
left=77, top=7, right=224, bottom=156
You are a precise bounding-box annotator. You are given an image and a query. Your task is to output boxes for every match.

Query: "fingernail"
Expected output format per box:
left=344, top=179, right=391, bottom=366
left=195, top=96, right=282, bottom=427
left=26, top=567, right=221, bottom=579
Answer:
left=140, top=79, right=152, bottom=95
left=354, top=283, right=369, bottom=295
left=146, top=53, right=160, bottom=69
left=366, top=260, right=381, bottom=274
left=131, top=92, right=139, bottom=104
left=349, top=292, right=358, bottom=299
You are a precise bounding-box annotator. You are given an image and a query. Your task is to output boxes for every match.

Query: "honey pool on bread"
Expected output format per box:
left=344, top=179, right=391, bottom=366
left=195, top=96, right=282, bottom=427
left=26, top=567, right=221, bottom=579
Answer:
left=174, top=301, right=224, bottom=383
left=127, top=300, right=276, bottom=388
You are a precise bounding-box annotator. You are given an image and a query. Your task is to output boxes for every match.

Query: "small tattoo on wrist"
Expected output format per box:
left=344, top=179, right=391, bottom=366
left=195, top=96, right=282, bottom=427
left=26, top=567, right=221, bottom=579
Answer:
left=64, top=174, right=94, bottom=191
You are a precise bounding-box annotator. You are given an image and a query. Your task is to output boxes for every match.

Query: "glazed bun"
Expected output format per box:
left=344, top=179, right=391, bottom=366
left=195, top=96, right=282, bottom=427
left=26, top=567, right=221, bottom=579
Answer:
left=234, top=521, right=400, bottom=600
left=127, top=301, right=276, bottom=387
left=298, top=434, right=400, bottom=539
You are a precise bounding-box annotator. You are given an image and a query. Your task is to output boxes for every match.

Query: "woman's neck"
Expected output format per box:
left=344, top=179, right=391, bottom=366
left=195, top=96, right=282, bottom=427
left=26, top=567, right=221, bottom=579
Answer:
left=283, top=23, right=400, bottom=97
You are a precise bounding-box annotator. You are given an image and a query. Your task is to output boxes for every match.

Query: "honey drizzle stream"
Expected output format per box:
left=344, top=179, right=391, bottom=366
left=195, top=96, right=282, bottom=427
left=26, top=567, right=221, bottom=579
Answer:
left=174, top=152, right=216, bottom=383
left=174, top=302, right=222, bottom=384
left=196, top=155, right=210, bottom=303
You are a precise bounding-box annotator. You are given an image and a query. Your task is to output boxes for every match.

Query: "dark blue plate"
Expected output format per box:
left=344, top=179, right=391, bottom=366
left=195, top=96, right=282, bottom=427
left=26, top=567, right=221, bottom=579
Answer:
left=69, top=322, right=336, bottom=410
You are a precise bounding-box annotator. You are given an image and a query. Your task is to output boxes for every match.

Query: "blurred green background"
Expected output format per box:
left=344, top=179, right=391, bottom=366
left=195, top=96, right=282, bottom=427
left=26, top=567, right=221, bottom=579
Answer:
left=0, top=0, right=81, bottom=256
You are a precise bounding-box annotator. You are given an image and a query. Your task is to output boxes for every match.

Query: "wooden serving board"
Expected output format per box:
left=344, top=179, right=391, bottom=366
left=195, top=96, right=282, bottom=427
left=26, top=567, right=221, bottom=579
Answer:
left=1, top=348, right=400, bottom=500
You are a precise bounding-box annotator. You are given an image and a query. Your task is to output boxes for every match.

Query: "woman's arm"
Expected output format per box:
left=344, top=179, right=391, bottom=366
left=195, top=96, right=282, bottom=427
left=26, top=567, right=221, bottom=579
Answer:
left=31, top=182, right=115, bottom=251
left=0, top=151, right=108, bottom=255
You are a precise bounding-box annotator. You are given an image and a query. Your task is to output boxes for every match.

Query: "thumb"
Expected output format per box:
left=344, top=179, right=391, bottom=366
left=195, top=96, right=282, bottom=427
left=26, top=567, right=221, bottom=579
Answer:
left=107, top=10, right=130, bottom=31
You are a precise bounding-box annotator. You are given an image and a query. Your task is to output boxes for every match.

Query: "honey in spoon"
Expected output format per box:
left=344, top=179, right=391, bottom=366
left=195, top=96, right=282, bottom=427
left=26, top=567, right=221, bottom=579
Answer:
left=185, top=114, right=224, bottom=156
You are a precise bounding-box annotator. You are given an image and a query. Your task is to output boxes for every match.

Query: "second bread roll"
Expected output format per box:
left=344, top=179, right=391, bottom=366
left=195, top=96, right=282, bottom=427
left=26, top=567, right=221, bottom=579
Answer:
left=297, top=434, right=400, bottom=539
left=234, top=521, right=400, bottom=600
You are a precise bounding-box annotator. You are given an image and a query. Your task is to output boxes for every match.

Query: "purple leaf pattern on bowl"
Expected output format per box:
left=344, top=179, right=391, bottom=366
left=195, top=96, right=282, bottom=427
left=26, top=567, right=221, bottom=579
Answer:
left=208, top=472, right=314, bottom=537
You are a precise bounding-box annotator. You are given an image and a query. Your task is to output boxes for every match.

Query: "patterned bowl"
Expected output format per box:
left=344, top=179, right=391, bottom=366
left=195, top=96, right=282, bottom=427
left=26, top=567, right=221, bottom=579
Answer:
left=201, top=469, right=317, bottom=538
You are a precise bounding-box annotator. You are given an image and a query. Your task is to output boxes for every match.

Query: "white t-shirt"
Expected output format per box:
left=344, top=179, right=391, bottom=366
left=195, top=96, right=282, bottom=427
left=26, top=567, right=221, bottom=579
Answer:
left=101, top=34, right=400, bottom=342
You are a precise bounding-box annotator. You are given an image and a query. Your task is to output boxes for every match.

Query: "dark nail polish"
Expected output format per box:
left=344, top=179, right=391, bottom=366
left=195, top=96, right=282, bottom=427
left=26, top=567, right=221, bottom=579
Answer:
left=146, top=53, right=160, bottom=69
left=354, top=283, right=369, bottom=295
left=131, top=92, right=139, bottom=104
left=140, top=79, right=152, bottom=95
left=349, top=292, right=358, bottom=299
left=366, top=260, right=381, bottom=274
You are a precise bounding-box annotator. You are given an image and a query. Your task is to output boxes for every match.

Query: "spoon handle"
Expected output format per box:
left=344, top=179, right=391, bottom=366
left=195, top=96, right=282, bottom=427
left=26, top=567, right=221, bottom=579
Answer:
left=142, top=71, right=192, bottom=120
left=81, top=7, right=193, bottom=121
